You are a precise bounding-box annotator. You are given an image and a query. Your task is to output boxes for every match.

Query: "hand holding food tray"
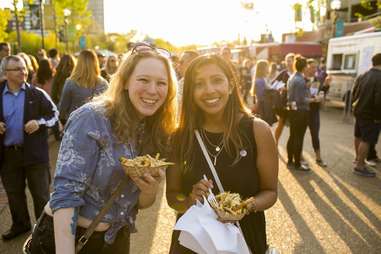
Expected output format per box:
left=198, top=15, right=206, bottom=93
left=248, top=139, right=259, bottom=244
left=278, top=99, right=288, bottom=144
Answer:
left=209, top=192, right=250, bottom=222
left=120, top=153, right=174, bottom=178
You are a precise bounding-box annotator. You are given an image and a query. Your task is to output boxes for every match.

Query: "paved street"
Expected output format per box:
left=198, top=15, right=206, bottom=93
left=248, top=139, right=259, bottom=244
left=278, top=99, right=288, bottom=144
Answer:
left=0, top=107, right=380, bottom=253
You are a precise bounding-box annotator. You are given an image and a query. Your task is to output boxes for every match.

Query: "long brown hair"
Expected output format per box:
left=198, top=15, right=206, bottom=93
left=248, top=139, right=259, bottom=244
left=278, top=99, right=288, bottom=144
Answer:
left=173, top=54, right=252, bottom=170
left=51, top=54, right=76, bottom=103
left=94, top=50, right=177, bottom=154
left=254, top=59, right=269, bottom=79
left=251, top=59, right=269, bottom=96
left=69, top=49, right=100, bottom=88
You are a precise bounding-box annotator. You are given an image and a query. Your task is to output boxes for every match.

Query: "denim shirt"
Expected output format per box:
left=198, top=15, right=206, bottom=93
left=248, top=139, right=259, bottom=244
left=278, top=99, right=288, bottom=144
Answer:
left=287, top=72, right=310, bottom=111
left=49, top=102, right=140, bottom=244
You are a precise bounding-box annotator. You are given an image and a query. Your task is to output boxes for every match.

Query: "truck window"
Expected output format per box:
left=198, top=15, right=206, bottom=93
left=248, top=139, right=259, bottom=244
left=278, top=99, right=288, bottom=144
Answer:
left=331, top=54, right=342, bottom=70
left=344, top=54, right=356, bottom=70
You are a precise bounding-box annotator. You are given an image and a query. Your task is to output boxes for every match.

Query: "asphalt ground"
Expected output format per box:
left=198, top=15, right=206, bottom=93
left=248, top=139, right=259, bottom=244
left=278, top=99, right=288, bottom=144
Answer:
left=1, top=107, right=380, bottom=253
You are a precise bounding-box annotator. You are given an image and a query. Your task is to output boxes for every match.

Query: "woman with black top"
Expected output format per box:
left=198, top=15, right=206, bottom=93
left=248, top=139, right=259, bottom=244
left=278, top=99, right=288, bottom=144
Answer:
left=51, top=54, right=76, bottom=105
left=166, top=54, right=278, bottom=254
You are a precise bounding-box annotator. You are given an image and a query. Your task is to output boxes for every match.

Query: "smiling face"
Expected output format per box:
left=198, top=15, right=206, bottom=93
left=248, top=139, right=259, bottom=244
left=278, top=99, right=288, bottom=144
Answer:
left=125, top=57, right=169, bottom=118
left=193, top=63, right=231, bottom=119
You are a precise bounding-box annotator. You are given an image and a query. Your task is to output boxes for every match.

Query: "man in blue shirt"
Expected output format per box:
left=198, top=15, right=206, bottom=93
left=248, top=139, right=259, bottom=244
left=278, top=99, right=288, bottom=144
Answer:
left=0, top=55, right=58, bottom=240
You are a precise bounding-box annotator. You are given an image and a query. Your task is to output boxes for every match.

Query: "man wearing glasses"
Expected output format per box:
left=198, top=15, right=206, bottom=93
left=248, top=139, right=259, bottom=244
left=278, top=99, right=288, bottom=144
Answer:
left=0, top=55, right=59, bottom=240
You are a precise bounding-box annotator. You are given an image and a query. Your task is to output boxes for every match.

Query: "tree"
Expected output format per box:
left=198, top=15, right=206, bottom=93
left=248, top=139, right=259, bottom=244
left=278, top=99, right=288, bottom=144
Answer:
left=53, top=0, right=91, bottom=51
left=0, top=8, right=11, bottom=41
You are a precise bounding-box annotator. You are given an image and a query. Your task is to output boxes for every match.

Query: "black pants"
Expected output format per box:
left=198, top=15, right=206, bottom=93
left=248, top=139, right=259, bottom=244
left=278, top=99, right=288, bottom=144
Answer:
left=287, top=111, right=309, bottom=167
left=308, top=109, right=320, bottom=152
left=30, top=213, right=130, bottom=254
left=0, top=148, right=50, bottom=230
left=367, top=143, right=378, bottom=160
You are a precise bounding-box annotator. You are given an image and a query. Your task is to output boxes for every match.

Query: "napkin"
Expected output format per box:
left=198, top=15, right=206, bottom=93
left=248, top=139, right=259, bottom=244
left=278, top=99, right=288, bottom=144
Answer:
left=174, top=196, right=251, bottom=254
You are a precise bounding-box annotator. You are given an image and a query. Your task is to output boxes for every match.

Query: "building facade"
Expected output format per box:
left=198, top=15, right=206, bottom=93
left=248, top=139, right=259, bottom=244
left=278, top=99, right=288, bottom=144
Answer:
left=87, top=0, right=105, bottom=34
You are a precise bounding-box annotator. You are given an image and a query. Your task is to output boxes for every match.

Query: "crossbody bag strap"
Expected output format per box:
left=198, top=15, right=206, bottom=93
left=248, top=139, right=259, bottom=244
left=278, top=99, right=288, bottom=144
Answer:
left=76, top=179, right=128, bottom=253
left=195, top=130, right=224, bottom=193
left=195, top=129, right=251, bottom=253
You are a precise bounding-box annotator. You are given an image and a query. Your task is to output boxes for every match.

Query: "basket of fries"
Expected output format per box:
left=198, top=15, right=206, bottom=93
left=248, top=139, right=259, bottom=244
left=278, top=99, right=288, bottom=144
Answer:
left=209, top=192, right=249, bottom=221
left=120, top=153, right=174, bottom=177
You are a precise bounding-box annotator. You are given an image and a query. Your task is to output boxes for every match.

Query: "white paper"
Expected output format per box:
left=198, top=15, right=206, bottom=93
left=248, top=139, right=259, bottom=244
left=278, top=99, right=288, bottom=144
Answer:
left=179, top=232, right=208, bottom=254
left=174, top=196, right=251, bottom=254
left=271, top=80, right=285, bottom=90
left=310, top=87, right=319, bottom=96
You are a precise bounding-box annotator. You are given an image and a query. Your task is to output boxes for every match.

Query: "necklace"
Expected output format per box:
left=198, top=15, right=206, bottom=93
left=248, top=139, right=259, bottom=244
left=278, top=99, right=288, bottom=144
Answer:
left=200, top=129, right=224, bottom=166
left=200, top=129, right=223, bottom=152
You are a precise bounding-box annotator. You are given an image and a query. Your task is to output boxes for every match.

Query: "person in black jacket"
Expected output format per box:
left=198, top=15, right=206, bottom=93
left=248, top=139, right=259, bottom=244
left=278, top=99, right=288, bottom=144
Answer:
left=0, top=55, right=59, bottom=240
left=352, top=53, right=381, bottom=177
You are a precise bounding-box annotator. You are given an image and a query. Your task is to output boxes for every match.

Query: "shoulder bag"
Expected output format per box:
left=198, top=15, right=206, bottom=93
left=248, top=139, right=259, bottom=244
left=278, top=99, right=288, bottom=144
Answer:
left=23, top=179, right=128, bottom=254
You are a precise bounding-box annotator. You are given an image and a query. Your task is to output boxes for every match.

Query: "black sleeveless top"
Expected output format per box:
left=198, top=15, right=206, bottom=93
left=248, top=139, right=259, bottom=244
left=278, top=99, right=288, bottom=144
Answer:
left=179, top=115, right=267, bottom=254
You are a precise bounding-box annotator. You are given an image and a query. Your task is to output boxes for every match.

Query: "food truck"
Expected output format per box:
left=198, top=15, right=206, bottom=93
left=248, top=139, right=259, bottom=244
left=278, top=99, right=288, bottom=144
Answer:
left=326, top=31, right=381, bottom=105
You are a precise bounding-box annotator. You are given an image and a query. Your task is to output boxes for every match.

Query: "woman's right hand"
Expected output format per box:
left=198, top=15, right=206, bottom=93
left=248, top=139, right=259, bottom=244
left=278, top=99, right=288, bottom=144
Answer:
left=186, top=179, right=213, bottom=206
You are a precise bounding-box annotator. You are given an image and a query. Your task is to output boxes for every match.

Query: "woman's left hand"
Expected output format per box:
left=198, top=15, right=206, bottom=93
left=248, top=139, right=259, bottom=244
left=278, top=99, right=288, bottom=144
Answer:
left=130, top=169, right=165, bottom=195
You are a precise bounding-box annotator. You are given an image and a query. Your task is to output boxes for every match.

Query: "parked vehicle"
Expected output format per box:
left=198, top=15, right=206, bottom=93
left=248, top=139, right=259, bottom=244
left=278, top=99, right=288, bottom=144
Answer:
left=326, top=31, right=381, bottom=106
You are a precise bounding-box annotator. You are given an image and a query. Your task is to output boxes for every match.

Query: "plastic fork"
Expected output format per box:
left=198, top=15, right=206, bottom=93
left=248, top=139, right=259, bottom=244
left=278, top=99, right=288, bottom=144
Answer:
left=203, top=174, right=218, bottom=207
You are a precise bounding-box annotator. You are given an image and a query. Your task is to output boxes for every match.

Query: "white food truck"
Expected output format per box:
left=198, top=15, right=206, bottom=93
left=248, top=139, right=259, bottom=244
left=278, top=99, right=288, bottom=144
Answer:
left=326, top=31, right=381, bottom=106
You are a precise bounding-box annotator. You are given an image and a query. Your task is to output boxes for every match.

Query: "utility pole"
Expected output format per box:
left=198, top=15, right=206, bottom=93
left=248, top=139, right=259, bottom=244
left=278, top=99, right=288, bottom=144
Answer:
left=39, top=0, right=45, bottom=49
left=13, top=0, right=21, bottom=52
left=347, top=0, right=352, bottom=22
left=52, top=0, right=58, bottom=47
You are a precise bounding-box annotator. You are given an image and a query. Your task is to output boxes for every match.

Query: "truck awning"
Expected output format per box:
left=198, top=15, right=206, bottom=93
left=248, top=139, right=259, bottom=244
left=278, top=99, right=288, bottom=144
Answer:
left=254, top=43, right=323, bottom=59
left=271, top=43, right=323, bottom=58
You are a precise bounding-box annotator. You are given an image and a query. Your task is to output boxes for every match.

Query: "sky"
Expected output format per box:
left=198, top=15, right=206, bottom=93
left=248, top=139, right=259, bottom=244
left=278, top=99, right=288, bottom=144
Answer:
left=0, top=0, right=313, bottom=47
left=104, top=0, right=313, bottom=46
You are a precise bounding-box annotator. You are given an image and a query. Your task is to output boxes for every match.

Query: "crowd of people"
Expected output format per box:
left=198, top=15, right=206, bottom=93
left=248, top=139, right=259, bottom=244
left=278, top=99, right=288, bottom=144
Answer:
left=0, top=40, right=379, bottom=254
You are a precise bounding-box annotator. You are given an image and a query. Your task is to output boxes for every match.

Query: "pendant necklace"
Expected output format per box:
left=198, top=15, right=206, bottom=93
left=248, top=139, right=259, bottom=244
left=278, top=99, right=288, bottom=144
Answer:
left=201, top=129, right=223, bottom=153
left=201, top=129, right=224, bottom=166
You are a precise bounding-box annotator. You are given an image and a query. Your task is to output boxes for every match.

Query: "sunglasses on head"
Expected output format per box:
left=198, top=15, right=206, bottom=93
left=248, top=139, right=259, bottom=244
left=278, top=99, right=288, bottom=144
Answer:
left=131, top=42, right=171, bottom=59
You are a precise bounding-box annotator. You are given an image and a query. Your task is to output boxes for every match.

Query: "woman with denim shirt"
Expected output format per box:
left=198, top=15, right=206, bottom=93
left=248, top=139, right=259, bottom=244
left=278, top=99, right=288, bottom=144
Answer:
left=29, top=44, right=178, bottom=254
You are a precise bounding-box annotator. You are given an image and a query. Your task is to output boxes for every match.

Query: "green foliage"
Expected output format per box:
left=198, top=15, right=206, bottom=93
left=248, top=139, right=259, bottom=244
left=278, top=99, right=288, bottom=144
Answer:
left=360, top=0, right=373, bottom=10
left=0, top=8, right=11, bottom=41
left=293, top=3, right=302, bottom=22
left=8, top=31, right=64, bottom=55
left=53, top=0, right=91, bottom=47
left=154, top=38, right=176, bottom=52
left=369, top=16, right=381, bottom=28
left=84, top=31, right=137, bottom=53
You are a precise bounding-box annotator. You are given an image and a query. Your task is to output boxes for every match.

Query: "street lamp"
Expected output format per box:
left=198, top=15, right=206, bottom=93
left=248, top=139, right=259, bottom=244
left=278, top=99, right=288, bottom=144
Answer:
left=330, top=0, right=341, bottom=11
left=63, top=8, right=71, bottom=52
left=330, top=0, right=342, bottom=37
left=75, top=24, right=82, bottom=51
left=11, top=0, right=22, bottom=52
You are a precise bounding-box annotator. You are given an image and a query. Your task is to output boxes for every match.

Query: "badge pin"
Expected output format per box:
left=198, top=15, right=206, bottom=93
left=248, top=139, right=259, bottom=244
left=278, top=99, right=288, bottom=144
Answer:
left=240, top=149, right=247, bottom=157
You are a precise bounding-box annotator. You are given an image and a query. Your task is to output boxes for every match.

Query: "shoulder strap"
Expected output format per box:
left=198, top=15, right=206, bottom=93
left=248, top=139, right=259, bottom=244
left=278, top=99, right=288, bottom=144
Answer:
left=195, top=129, right=251, bottom=251
left=76, top=179, right=128, bottom=253
left=194, top=130, right=224, bottom=193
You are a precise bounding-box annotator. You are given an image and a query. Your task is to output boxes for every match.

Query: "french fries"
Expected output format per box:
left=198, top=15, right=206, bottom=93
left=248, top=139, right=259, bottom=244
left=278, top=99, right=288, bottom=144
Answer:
left=120, top=153, right=174, bottom=177
left=211, top=192, right=249, bottom=221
